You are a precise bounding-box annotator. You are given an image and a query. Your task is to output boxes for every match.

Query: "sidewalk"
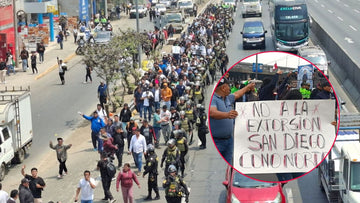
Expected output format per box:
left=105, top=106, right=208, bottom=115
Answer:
left=4, top=37, right=78, bottom=87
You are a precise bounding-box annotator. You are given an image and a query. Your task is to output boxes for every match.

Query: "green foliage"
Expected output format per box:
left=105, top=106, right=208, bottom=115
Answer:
left=83, top=28, right=150, bottom=111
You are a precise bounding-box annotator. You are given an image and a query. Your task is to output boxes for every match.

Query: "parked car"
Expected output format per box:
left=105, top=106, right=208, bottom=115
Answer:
left=159, top=0, right=172, bottom=8
left=162, top=12, right=185, bottom=33
left=155, top=3, right=167, bottom=15
left=241, top=0, right=262, bottom=18
left=93, top=31, right=112, bottom=45
left=223, top=166, right=286, bottom=203
left=129, top=5, right=147, bottom=18
left=298, top=45, right=330, bottom=76
left=241, top=20, right=267, bottom=49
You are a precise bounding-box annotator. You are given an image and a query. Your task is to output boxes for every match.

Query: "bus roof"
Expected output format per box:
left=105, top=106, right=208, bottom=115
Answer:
left=274, top=0, right=306, bottom=6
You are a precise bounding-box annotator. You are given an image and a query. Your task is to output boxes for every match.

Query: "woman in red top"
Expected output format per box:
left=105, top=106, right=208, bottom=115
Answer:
left=116, top=163, right=141, bottom=203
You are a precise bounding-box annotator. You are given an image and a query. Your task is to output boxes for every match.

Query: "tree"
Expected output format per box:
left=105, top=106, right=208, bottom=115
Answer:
left=83, top=29, right=151, bottom=112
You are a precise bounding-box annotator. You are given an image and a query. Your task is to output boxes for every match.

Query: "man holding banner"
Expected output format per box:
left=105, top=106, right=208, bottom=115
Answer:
left=209, top=78, right=255, bottom=165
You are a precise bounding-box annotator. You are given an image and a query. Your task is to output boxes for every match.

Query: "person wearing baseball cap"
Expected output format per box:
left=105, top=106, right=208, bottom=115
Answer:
left=19, top=178, right=34, bottom=203
left=209, top=77, right=255, bottom=165
left=313, top=81, right=333, bottom=99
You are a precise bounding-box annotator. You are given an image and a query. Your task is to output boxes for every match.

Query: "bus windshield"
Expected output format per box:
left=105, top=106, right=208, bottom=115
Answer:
left=350, top=162, right=360, bottom=191
left=275, top=22, right=308, bottom=41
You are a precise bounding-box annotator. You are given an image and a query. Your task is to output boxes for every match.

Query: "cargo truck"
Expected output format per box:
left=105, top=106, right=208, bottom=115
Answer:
left=318, top=113, right=360, bottom=203
left=0, top=87, right=33, bottom=180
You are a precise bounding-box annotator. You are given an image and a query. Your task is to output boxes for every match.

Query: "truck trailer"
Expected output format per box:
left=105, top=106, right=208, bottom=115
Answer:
left=0, top=87, right=33, bottom=180
left=318, top=113, right=360, bottom=203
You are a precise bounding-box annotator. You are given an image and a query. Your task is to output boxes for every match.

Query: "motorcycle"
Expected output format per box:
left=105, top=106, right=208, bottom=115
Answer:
left=75, top=37, right=86, bottom=55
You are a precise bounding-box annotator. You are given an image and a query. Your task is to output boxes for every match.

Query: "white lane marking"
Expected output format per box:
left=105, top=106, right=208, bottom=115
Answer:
left=345, top=37, right=354, bottom=44
left=314, top=0, right=318, bottom=3
left=349, top=25, right=357, bottom=31
left=355, top=9, right=360, bottom=13
left=336, top=0, right=340, bottom=2
left=321, top=4, right=325, bottom=8
left=344, top=4, right=349, bottom=7
left=286, top=188, right=294, bottom=203
left=328, top=9, right=333, bottom=13
left=337, top=16, right=344, bottom=21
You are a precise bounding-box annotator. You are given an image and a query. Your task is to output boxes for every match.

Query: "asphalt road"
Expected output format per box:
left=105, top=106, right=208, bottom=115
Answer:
left=307, top=0, right=360, bottom=59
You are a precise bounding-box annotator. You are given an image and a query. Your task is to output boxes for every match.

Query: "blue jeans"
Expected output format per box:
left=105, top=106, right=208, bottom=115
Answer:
left=164, top=101, right=171, bottom=110
left=154, top=126, right=161, bottom=144
left=136, top=103, right=143, bottom=118
left=154, top=102, right=160, bottom=111
left=133, top=152, right=143, bottom=172
left=213, top=136, right=233, bottom=165
left=22, top=59, right=28, bottom=71
left=39, top=52, right=44, bottom=62
left=7, top=65, right=15, bottom=75
left=171, top=100, right=177, bottom=108
left=143, top=105, right=152, bottom=121
left=81, top=200, right=93, bottom=203
left=98, top=137, right=104, bottom=152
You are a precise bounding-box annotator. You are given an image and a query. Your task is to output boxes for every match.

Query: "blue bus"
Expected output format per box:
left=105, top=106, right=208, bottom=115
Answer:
left=269, top=0, right=310, bottom=52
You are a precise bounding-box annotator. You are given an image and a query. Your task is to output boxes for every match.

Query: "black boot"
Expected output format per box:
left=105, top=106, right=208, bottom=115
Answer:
left=154, top=190, right=160, bottom=200
left=144, top=189, right=152, bottom=200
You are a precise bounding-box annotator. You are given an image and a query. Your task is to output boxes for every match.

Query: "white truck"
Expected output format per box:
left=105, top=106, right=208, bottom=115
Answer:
left=0, top=87, right=33, bottom=180
left=318, top=113, right=360, bottom=203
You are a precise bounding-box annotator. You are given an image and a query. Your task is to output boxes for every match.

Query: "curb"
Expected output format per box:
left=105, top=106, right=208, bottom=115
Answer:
left=34, top=52, right=77, bottom=80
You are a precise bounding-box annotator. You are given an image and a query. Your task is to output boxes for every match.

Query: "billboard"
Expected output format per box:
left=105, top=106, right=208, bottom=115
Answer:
left=79, top=0, right=89, bottom=24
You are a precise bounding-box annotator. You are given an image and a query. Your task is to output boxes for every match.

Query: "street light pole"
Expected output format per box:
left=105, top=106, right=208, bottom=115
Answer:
left=135, top=0, right=141, bottom=70
left=12, top=0, right=19, bottom=67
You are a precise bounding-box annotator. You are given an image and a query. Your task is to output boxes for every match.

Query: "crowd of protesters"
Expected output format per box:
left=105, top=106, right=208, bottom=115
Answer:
left=0, top=3, right=238, bottom=203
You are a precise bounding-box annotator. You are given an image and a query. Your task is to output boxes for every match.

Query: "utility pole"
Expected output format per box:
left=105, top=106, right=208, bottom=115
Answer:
left=12, top=0, right=19, bottom=67
left=135, top=0, right=141, bottom=70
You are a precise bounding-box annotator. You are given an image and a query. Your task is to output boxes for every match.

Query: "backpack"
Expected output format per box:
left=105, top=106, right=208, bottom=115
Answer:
left=106, top=161, right=116, bottom=178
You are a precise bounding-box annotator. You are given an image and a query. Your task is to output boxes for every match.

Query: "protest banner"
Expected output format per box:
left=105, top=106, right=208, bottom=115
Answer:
left=233, top=100, right=336, bottom=174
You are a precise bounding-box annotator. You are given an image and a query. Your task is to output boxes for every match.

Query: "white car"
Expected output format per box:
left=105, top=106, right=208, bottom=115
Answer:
left=241, top=0, right=262, bottom=18
left=129, top=5, right=147, bottom=18
left=298, top=45, right=330, bottom=76
left=159, top=0, right=172, bottom=8
left=155, top=3, right=167, bottom=15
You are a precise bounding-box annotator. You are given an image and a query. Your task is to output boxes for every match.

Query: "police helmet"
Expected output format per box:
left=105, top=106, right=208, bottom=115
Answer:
left=186, top=100, right=192, bottom=106
left=180, top=111, right=186, bottom=116
left=168, top=164, right=177, bottom=173
left=147, top=144, right=155, bottom=153
left=174, top=120, right=181, bottom=126
left=198, top=105, right=205, bottom=111
left=179, top=96, right=185, bottom=101
left=167, top=138, right=176, bottom=146
left=195, top=76, right=202, bottom=81
left=185, top=86, right=191, bottom=91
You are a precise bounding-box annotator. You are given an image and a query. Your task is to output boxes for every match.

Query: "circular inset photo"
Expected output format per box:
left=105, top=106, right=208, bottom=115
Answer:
left=209, top=51, right=339, bottom=182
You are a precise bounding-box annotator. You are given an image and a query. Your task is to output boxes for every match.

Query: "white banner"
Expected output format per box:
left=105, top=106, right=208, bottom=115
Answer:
left=233, top=100, right=336, bottom=174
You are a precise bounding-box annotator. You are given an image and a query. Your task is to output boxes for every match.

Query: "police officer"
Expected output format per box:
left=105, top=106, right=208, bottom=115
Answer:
left=161, top=139, right=180, bottom=177
left=163, top=165, right=190, bottom=203
left=143, top=145, right=160, bottom=200
left=196, top=105, right=208, bottom=149
left=174, top=130, right=188, bottom=178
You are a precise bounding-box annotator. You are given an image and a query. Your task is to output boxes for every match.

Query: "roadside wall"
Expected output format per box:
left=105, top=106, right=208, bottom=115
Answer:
left=311, top=19, right=360, bottom=111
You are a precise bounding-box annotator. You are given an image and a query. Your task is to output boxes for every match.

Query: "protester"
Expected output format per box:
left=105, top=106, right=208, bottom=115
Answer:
left=209, top=79, right=255, bottom=164
left=116, top=163, right=141, bottom=203
left=21, top=166, right=46, bottom=203
left=74, top=170, right=96, bottom=203
left=49, top=137, right=72, bottom=178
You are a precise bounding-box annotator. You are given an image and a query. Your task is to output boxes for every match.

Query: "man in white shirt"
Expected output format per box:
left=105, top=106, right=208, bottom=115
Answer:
left=172, top=42, right=181, bottom=64
left=0, top=183, right=9, bottom=202
left=128, top=128, right=147, bottom=176
left=152, top=83, right=161, bottom=111
left=141, top=88, right=154, bottom=122
left=160, top=105, right=171, bottom=144
left=75, top=170, right=96, bottom=203
left=96, top=104, right=107, bottom=122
